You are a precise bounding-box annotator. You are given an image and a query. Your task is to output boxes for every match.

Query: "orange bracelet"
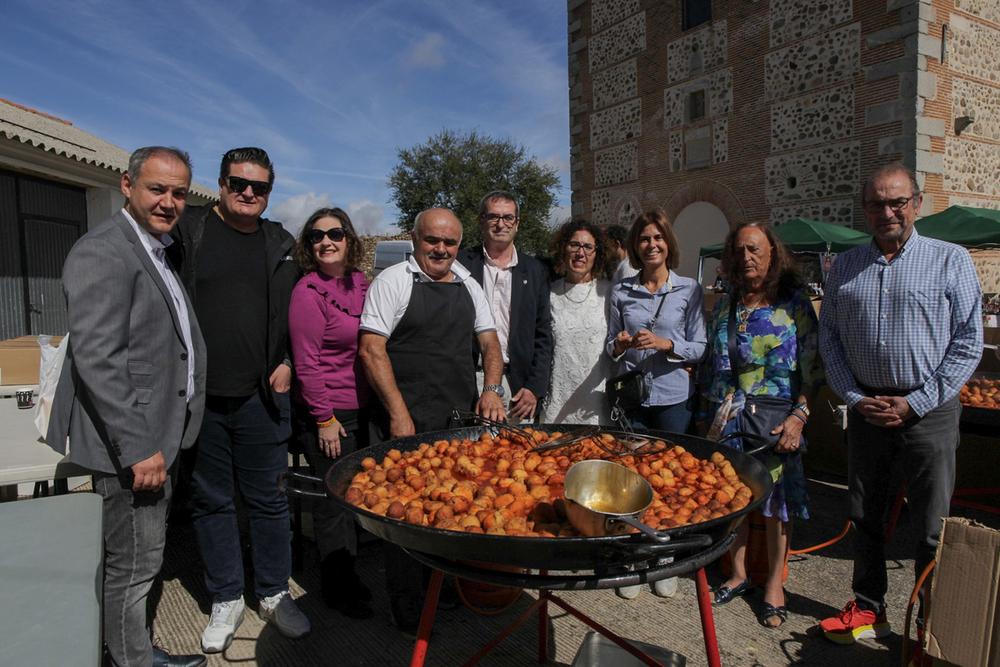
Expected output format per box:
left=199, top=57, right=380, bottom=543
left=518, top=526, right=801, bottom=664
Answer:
left=317, top=416, right=337, bottom=428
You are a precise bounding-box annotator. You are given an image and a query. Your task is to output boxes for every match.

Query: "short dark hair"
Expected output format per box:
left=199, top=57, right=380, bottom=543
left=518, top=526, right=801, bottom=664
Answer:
left=550, top=219, right=615, bottom=280
left=606, top=224, right=629, bottom=248
left=220, top=147, right=275, bottom=185
left=720, top=221, right=804, bottom=303
left=627, top=210, right=680, bottom=271
left=863, top=161, right=920, bottom=200
left=292, top=207, right=364, bottom=275
left=127, top=146, right=191, bottom=182
left=478, top=190, right=519, bottom=219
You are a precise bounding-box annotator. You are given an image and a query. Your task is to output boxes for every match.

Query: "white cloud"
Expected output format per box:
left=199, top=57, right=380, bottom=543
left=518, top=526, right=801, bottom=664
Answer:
left=271, top=192, right=333, bottom=235
left=406, top=32, right=446, bottom=70
left=345, top=200, right=391, bottom=235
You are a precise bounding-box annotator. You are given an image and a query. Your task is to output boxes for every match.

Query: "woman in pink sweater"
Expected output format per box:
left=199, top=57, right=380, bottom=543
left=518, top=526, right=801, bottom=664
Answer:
left=289, top=207, right=371, bottom=619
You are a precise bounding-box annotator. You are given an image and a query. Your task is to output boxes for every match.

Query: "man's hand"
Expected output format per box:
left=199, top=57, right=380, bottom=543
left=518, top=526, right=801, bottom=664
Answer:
left=509, top=388, right=538, bottom=420
left=270, top=364, right=292, bottom=393
left=318, top=422, right=346, bottom=458
left=771, top=415, right=804, bottom=453
left=476, top=390, right=507, bottom=423
left=131, top=451, right=166, bottom=492
left=866, top=395, right=915, bottom=427
left=390, top=412, right=416, bottom=439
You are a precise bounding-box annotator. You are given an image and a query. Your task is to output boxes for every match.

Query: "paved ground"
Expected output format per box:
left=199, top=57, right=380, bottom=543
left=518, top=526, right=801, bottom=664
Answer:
left=143, top=469, right=998, bottom=667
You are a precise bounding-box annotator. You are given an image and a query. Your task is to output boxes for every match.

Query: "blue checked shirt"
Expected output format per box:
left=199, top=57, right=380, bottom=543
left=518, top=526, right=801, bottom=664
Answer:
left=818, top=230, right=982, bottom=417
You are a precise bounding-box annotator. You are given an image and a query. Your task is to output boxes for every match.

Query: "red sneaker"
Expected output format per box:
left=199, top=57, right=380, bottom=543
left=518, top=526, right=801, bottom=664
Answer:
left=820, top=600, right=891, bottom=644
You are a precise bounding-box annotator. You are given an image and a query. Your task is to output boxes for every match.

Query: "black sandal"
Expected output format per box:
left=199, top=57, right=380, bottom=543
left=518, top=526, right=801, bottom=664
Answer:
left=758, top=602, right=788, bottom=628
left=712, top=578, right=754, bottom=606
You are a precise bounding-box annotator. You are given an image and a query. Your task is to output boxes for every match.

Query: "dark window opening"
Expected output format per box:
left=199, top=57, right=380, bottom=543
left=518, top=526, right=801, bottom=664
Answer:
left=689, top=90, right=706, bottom=122
left=683, top=0, right=712, bottom=31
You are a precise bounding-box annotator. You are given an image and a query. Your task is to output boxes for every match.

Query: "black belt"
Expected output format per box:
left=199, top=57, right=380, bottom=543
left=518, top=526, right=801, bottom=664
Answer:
left=858, top=384, right=916, bottom=397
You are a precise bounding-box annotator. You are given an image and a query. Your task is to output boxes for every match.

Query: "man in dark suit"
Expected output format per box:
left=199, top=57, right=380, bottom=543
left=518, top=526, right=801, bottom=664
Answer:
left=47, top=146, right=207, bottom=667
left=458, top=190, right=553, bottom=420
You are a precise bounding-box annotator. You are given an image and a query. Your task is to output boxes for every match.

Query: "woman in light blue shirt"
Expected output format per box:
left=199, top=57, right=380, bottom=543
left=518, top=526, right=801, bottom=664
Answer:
left=606, top=210, right=707, bottom=433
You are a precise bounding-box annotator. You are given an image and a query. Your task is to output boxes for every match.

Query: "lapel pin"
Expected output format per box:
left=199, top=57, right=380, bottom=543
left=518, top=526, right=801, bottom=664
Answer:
left=523, top=279, right=528, bottom=284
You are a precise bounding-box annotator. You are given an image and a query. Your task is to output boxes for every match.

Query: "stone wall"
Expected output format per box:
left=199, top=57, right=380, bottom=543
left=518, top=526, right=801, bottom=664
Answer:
left=944, top=136, right=1000, bottom=196
left=769, top=200, right=854, bottom=226
left=665, top=20, right=727, bottom=84
left=769, top=0, right=853, bottom=48
left=947, top=15, right=1000, bottom=84
left=713, top=119, right=728, bottom=165
left=955, top=0, right=1000, bottom=25
left=589, top=12, right=646, bottom=72
left=764, top=141, right=860, bottom=204
left=663, top=68, right=733, bottom=129
left=594, top=142, right=638, bottom=186
left=770, top=84, right=854, bottom=152
left=591, top=0, right=640, bottom=33
left=592, top=59, right=637, bottom=110
left=764, top=23, right=861, bottom=100
left=590, top=98, right=642, bottom=148
left=952, top=77, right=1000, bottom=142
left=949, top=195, right=1000, bottom=210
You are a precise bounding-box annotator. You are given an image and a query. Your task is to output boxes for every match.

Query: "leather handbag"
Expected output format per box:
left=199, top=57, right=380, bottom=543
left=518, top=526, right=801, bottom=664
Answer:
left=607, top=292, right=668, bottom=422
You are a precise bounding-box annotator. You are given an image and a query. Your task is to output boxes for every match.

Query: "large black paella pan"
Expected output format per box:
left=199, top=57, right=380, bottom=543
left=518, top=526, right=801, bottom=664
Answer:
left=292, top=424, right=773, bottom=572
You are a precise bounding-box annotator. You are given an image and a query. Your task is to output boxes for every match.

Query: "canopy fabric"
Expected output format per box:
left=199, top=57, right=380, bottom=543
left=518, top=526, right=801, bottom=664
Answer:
left=698, top=218, right=871, bottom=258
left=914, top=206, right=1000, bottom=247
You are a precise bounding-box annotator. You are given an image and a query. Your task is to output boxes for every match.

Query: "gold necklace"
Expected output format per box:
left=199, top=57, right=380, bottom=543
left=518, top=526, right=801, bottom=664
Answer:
left=736, top=293, right=764, bottom=333
left=563, top=278, right=594, bottom=304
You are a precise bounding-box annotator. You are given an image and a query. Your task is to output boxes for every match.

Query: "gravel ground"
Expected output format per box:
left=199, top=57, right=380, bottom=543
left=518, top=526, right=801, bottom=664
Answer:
left=146, top=469, right=999, bottom=667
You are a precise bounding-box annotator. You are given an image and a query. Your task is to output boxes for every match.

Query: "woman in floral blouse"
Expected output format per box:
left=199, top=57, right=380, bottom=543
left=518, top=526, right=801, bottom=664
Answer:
left=698, top=221, right=824, bottom=629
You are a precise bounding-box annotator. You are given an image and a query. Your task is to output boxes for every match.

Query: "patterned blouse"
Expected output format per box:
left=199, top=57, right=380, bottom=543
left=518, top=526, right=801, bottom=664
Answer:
left=701, top=289, right=825, bottom=403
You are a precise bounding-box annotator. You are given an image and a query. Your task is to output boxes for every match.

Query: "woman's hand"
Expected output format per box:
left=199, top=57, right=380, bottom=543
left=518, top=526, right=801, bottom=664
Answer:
left=771, top=415, right=804, bottom=454
left=632, top=329, right=673, bottom=353
left=613, top=331, right=633, bottom=356
left=318, top=422, right=347, bottom=458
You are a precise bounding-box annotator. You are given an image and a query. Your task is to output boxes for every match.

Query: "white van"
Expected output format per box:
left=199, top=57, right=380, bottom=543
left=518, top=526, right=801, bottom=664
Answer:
left=372, top=240, right=414, bottom=277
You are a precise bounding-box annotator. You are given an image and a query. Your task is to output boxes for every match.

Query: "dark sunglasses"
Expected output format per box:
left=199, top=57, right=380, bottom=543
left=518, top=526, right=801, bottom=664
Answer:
left=307, top=228, right=347, bottom=244
left=226, top=176, right=271, bottom=196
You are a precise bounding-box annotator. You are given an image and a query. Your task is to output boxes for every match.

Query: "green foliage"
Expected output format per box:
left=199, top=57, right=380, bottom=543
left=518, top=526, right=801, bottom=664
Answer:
left=387, top=129, right=560, bottom=256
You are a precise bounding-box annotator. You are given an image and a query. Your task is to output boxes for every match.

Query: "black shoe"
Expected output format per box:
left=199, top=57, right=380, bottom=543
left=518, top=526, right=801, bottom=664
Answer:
left=758, top=602, right=788, bottom=628
left=322, top=551, right=373, bottom=612
left=152, top=647, right=206, bottom=667
left=436, top=576, right=460, bottom=610
left=712, top=578, right=755, bottom=606
left=388, top=594, right=423, bottom=640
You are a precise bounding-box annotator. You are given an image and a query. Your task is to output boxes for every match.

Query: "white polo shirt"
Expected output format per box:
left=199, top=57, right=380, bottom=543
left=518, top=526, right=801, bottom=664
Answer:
left=360, top=255, right=496, bottom=338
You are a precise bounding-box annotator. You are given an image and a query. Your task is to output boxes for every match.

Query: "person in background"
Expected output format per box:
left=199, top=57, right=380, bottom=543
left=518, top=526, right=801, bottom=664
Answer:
left=605, top=210, right=706, bottom=600
left=171, top=147, right=308, bottom=652
left=459, top=190, right=552, bottom=421
left=697, top=221, right=823, bottom=629
left=818, top=163, right=981, bottom=658
left=288, top=207, right=372, bottom=619
left=540, top=219, right=615, bottom=424
left=608, top=223, right=639, bottom=284
left=47, top=146, right=207, bottom=667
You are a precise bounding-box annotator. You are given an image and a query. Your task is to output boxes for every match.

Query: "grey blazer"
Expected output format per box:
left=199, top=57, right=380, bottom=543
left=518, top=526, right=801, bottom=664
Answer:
left=46, top=211, right=207, bottom=475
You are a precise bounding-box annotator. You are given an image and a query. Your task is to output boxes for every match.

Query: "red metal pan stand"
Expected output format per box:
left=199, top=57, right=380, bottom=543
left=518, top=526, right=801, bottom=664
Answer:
left=405, top=532, right=735, bottom=667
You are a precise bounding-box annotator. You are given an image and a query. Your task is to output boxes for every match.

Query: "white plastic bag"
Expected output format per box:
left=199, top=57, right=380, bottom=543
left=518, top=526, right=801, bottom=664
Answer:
left=35, top=333, right=68, bottom=440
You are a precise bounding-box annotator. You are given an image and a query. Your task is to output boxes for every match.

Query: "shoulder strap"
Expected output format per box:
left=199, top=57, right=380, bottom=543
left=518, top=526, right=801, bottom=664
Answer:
left=727, top=297, right=741, bottom=388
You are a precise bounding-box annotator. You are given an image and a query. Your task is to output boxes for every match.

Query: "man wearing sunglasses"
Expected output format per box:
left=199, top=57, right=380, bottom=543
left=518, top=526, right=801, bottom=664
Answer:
left=818, top=163, right=982, bottom=655
left=458, top=190, right=553, bottom=422
left=170, top=147, right=308, bottom=651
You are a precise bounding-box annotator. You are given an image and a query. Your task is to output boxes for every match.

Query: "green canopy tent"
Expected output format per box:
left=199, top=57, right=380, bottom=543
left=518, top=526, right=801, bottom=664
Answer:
left=697, top=218, right=871, bottom=283
left=914, top=206, right=1000, bottom=247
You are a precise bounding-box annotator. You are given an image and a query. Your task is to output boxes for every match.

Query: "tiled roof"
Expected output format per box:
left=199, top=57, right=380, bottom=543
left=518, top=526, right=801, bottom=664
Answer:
left=0, top=98, right=217, bottom=200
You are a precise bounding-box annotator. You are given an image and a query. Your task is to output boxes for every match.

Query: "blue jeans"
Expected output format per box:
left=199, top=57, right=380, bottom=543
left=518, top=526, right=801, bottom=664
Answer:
left=190, top=392, right=292, bottom=602
left=631, top=400, right=692, bottom=434
left=95, top=463, right=174, bottom=667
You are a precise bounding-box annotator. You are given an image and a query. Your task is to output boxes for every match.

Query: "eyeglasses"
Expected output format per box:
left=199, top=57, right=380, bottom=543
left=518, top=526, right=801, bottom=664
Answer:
left=306, top=228, right=347, bottom=244
left=567, top=241, right=596, bottom=255
left=226, top=176, right=271, bottom=197
left=862, top=194, right=918, bottom=214
left=483, top=213, right=517, bottom=226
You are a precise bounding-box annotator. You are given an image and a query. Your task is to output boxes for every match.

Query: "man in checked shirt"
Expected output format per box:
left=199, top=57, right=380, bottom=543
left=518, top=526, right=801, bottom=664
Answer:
left=818, top=162, right=982, bottom=650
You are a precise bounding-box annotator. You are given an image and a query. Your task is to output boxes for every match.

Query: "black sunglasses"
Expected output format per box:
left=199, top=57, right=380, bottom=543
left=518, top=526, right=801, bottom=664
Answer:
left=307, top=228, right=347, bottom=244
left=226, top=176, right=271, bottom=196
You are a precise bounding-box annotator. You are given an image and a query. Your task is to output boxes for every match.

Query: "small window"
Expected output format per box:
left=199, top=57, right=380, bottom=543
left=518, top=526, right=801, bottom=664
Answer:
left=683, top=0, right=711, bottom=31
left=688, top=90, right=706, bottom=122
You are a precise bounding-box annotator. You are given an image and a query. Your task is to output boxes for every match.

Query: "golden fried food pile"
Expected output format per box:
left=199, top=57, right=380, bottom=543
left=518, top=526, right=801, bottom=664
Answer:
left=342, top=430, right=753, bottom=537
left=960, top=378, right=1000, bottom=409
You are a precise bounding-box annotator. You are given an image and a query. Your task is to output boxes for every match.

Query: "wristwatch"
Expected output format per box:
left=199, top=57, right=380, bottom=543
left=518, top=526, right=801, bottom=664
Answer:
left=483, top=384, right=505, bottom=398
left=793, top=402, right=810, bottom=418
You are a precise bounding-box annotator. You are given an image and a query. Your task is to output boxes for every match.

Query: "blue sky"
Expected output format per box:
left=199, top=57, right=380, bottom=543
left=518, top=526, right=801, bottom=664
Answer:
left=2, top=0, right=571, bottom=235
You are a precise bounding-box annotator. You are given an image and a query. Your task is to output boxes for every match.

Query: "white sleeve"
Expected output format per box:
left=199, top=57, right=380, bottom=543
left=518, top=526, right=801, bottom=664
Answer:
left=360, top=272, right=404, bottom=338
left=464, top=279, right=497, bottom=334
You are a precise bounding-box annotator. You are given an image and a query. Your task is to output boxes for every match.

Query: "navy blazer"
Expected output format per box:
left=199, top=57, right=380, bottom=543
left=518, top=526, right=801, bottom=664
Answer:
left=458, top=246, right=553, bottom=400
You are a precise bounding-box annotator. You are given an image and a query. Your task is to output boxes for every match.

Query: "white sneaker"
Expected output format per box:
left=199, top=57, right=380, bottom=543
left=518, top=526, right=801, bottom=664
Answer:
left=201, top=598, right=245, bottom=653
left=258, top=591, right=310, bottom=639
left=653, top=576, right=678, bottom=598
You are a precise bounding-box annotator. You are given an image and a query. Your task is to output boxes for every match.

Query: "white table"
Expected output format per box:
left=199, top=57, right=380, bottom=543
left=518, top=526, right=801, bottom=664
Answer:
left=0, top=396, right=89, bottom=495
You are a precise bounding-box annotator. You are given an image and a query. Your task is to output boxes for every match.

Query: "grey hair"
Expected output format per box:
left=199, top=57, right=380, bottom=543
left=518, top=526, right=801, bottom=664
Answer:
left=863, top=161, right=920, bottom=199
left=127, top=147, right=192, bottom=181
left=478, top=190, right=519, bottom=219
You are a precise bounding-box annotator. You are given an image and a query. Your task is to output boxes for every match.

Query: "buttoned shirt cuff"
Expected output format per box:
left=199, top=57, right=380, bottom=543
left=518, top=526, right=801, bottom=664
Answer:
left=903, top=390, right=933, bottom=418
left=843, top=389, right=866, bottom=410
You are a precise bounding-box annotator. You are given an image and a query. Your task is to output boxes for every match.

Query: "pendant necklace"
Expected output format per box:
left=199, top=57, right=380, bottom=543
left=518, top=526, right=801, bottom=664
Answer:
left=563, top=278, right=594, bottom=304
left=737, top=293, right=763, bottom=333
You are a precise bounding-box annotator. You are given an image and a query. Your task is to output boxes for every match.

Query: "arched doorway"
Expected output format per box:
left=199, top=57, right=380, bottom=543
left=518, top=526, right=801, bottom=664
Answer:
left=672, top=202, right=729, bottom=288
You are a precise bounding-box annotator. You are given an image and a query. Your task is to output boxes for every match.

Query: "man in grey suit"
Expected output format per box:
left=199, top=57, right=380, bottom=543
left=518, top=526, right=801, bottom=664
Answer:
left=47, top=146, right=207, bottom=667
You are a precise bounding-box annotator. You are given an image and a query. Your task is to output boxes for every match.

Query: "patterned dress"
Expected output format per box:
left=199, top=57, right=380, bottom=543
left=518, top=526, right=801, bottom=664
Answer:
left=701, top=289, right=825, bottom=521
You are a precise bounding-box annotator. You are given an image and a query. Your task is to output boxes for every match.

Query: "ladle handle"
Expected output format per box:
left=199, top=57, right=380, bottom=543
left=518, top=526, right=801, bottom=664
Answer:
left=610, top=515, right=673, bottom=543
left=717, top=431, right=774, bottom=457
left=278, top=470, right=328, bottom=499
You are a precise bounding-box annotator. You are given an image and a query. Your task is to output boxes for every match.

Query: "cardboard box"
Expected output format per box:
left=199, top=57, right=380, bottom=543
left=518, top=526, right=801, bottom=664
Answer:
left=926, top=518, right=1000, bottom=667
left=0, top=336, right=63, bottom=386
